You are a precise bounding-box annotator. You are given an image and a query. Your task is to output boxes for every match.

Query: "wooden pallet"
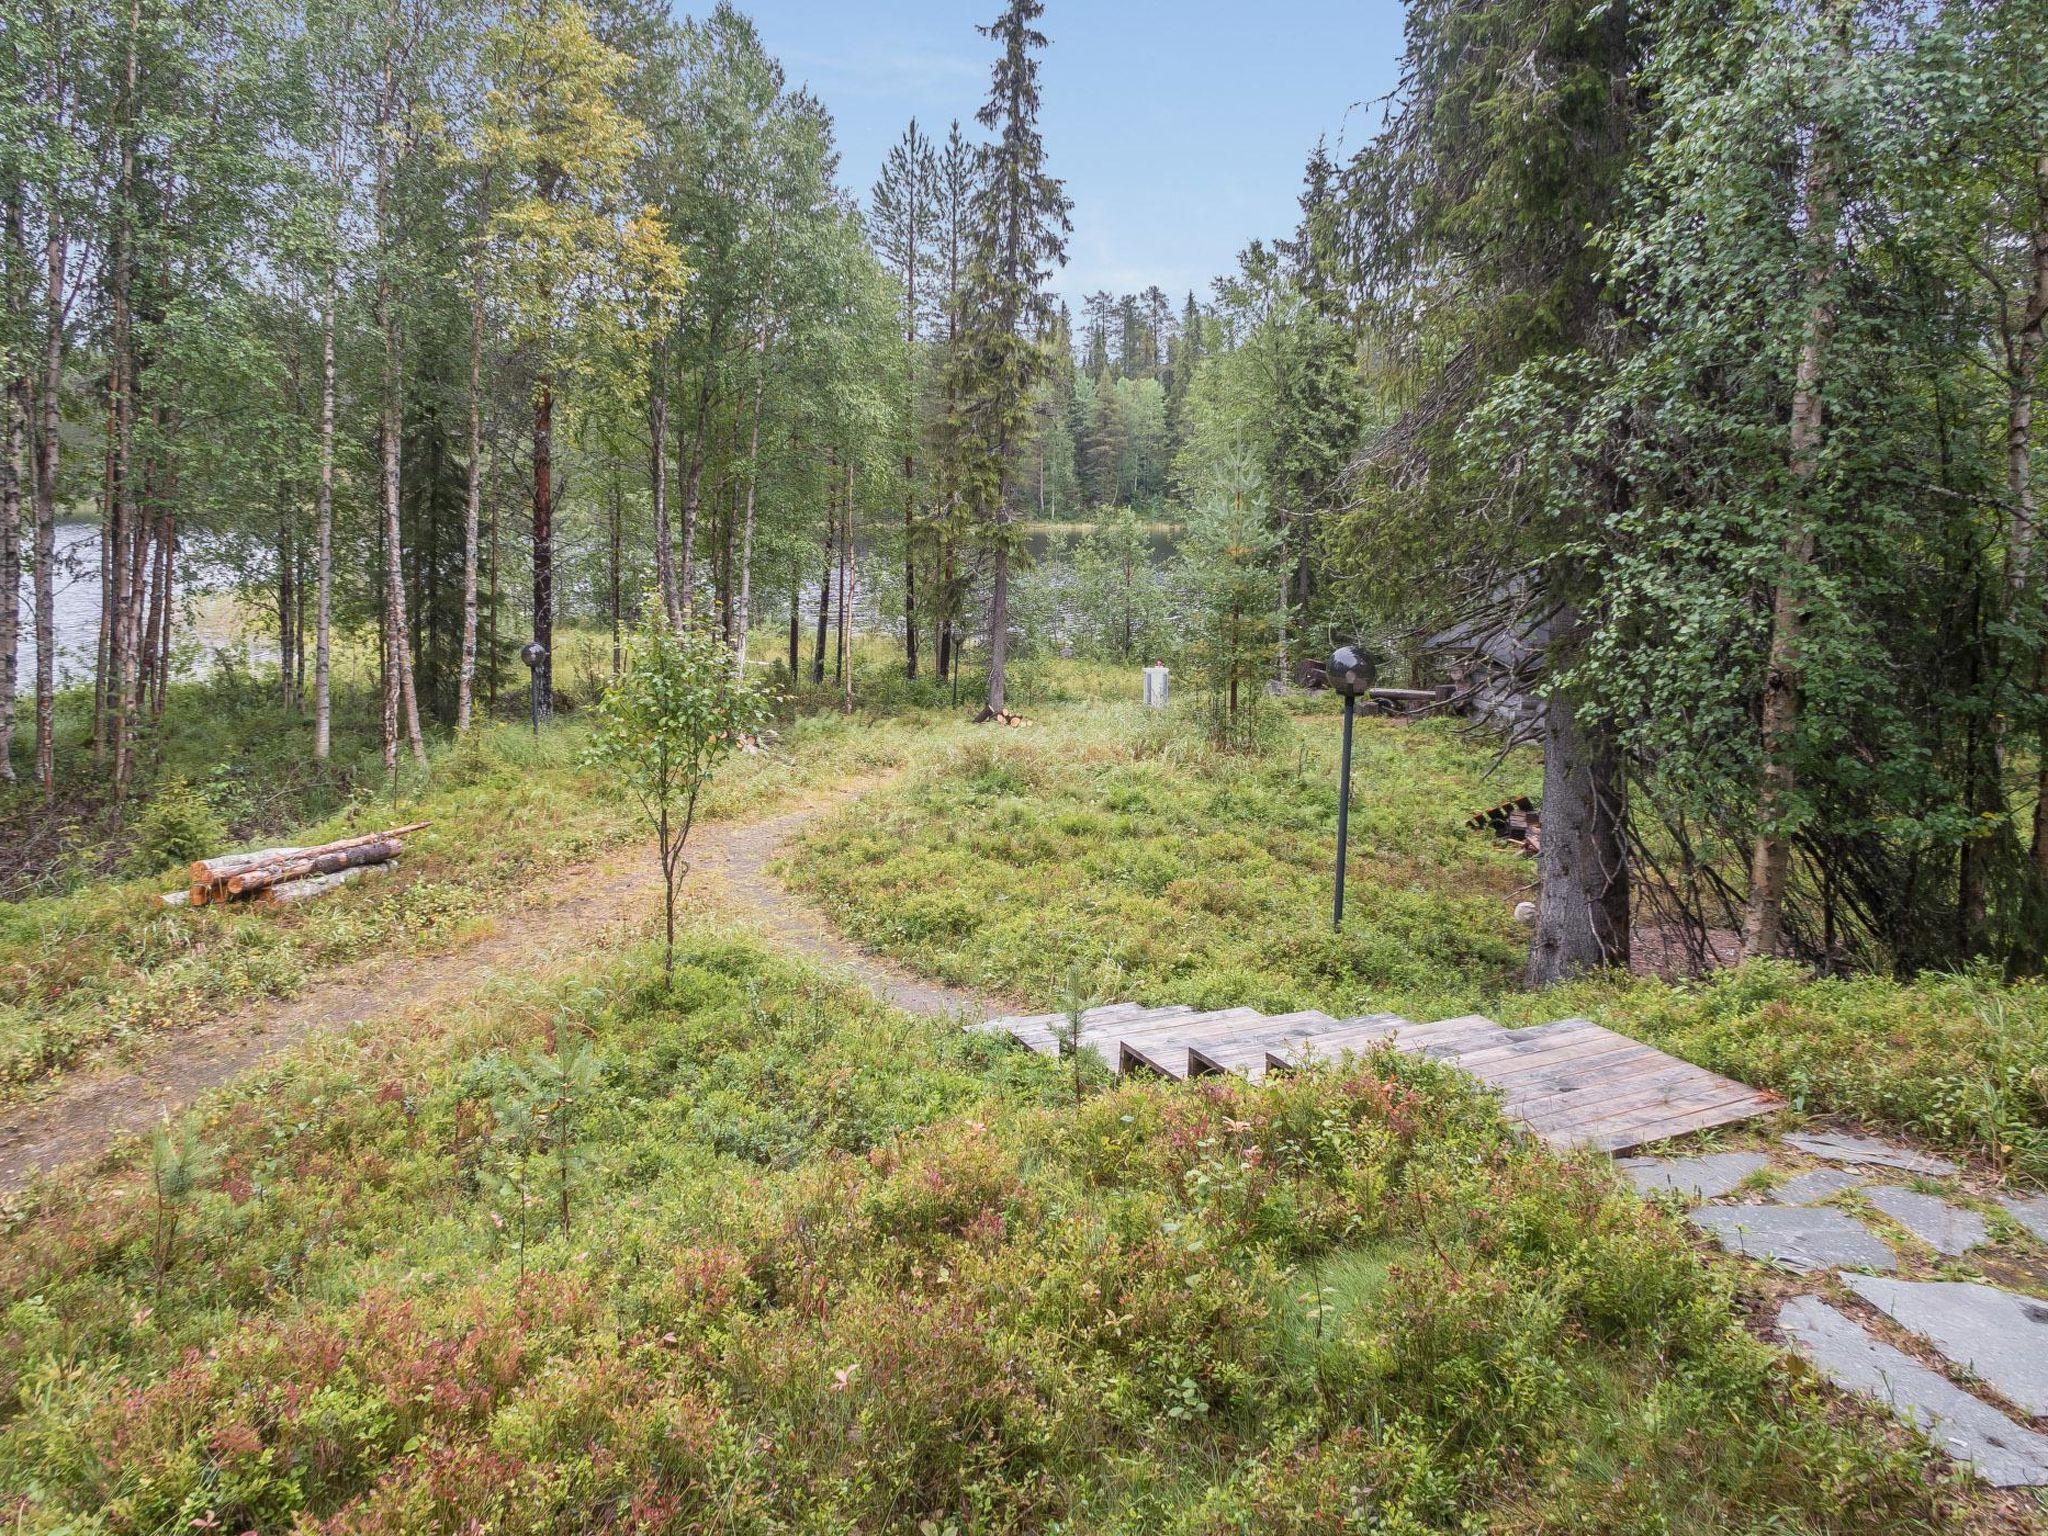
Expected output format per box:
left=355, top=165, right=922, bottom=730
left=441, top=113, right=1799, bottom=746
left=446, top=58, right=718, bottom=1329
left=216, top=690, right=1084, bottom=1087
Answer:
left=972, top=1005, right=1780, bottom=1153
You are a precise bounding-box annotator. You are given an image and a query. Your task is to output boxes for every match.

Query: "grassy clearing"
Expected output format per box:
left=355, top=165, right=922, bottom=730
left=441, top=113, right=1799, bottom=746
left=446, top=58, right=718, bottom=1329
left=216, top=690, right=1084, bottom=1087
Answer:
left=786, top=700, right=1539, bottom=1021
left=0, top=931, right=1994, bottom=1534
left=0, top=632, right=960, bottom=1100
left=787, top=695, right=2048, bottom=1183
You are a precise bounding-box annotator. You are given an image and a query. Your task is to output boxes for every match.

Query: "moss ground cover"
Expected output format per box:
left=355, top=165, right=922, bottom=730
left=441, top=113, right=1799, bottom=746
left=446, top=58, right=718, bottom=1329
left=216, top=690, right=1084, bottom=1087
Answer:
left=786, top=691, right=2048, bottom=1183
left=0, top=933, right=1999, bottom=1534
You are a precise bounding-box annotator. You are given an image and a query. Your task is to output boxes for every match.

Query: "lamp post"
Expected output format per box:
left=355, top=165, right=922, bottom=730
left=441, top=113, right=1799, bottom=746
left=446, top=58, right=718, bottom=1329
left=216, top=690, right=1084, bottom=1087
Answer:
left=1327, top=644, right=1375, bottom=931
left=520, top=640, right=548, bottom=738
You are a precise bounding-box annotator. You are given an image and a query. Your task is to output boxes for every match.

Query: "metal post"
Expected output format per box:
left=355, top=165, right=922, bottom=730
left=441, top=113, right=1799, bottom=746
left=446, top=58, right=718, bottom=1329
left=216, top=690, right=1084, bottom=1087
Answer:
left=1334, top=692, right=1355, bottom=931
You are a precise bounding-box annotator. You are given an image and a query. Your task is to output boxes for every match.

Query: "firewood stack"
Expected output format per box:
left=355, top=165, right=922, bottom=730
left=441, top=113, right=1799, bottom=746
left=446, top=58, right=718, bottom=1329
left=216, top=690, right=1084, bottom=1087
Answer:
left=169, top=823, right=427, bottom=908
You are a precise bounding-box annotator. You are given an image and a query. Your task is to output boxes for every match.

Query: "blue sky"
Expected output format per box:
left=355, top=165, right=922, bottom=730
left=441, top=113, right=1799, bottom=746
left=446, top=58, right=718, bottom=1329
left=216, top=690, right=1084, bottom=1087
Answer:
left=736, top=0, right=1408, bottom=307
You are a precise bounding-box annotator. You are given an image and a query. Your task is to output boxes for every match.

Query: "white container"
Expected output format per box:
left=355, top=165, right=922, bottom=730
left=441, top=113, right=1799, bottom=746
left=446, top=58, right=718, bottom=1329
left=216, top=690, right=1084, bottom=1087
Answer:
left=1142, top=665, right=1169, bottom=708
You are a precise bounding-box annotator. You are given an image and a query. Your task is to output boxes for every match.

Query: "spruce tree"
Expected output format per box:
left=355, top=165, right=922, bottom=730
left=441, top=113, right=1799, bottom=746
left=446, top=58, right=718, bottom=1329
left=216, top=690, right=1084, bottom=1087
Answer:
left=949, top=0, right=1070, bottom=719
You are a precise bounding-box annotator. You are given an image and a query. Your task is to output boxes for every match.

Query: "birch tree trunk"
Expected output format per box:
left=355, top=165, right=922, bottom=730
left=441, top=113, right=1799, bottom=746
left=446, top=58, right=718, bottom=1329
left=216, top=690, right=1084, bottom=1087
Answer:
left=812, top=481, right=833, bottom=683
left=314, top=263, right=336, bottom=760
left=32, top=39, right=65, bottom=798
left=457, top=252, right=484, bottom=731
left=0, top=367, right=18, bottom=784
left=676, top=376, right=709, bottom=623
left=731, top=320, right=767, bottom=679
left=375, top=27, right=426, bottom=769
left=649, top=345, right=678, bottom=628
left=840, top=456, right=855, bottom=712
left=1744, top=101, right=1842, bottom=959
left=531, top=373, right=554, bottom=716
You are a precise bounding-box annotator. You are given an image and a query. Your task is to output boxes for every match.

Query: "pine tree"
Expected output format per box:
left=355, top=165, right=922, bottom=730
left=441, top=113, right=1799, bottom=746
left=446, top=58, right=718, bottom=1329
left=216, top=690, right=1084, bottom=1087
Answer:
left=870, top=119, right=938, bottom=678
left=949, top=0, right=1070, bottom=720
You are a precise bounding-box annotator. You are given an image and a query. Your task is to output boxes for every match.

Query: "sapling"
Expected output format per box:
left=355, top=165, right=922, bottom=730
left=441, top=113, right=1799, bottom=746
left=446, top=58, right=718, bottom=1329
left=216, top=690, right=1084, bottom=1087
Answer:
left=1053, top=957, right=1118, bottom=1103
left=148, top=1123, right=215, bottom=1304
left=583, top=607, right=771, bottom=982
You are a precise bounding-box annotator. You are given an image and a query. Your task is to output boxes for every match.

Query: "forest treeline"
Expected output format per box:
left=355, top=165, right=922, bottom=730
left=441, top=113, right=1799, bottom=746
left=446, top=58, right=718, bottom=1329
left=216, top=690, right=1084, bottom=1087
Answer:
left=1244, top=0, right=2048, bottom=980
left=0, top=0, right=1099, bottom=793
left=3, top=0, right=2046, bottom=983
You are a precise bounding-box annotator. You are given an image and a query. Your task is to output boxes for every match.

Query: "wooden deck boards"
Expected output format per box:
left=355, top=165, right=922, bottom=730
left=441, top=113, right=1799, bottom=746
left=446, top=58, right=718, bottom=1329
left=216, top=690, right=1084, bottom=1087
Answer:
left=977, top=1004, right=1779, bottom=1153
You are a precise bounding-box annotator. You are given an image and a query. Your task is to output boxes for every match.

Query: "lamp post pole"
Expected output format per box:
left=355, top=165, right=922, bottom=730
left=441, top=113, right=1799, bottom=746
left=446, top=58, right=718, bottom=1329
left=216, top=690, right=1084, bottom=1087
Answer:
left=1326, top=644, right=1375, bottom=932
left=1334, top=690, right=1356, bottom=932
left=521, top=640, right=548, bottom=739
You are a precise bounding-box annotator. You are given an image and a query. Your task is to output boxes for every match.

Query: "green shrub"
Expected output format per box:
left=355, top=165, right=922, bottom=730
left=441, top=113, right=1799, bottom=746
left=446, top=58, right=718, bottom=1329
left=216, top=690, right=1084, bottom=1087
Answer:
left=127, top=778, right=227, bottom=874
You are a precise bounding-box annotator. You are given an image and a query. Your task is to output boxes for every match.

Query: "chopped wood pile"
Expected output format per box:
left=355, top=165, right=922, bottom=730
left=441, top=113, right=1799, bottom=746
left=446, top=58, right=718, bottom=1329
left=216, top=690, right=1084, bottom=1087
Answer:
left=167, top=823, right=427, bottom=908
left=1466, top=796, right=1540, bottom=854
left=972, top=709, right=1031, bottom=727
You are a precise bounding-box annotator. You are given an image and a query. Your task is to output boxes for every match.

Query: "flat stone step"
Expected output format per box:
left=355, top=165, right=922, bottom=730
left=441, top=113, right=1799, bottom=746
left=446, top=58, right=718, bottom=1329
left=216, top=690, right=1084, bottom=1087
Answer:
left=1690, top=1204, right=1897, bottom=1274
left=1780, top=1296, right=2048, bottom=1487
left=1842, top=1276, right=2048, bottom=1418
left=1619, top=1151, right=1770, bottom=1202
left=1861, top=1187, right=1989, bottom=1257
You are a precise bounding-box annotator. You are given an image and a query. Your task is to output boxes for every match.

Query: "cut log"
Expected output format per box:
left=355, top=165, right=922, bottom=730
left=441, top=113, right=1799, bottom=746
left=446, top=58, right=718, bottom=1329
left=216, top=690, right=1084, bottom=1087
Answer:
left=262, top=859, right=396, bottom=904
left=225, top=838, right=403, bottom=897
left=187, top=823, right=428, bottom=904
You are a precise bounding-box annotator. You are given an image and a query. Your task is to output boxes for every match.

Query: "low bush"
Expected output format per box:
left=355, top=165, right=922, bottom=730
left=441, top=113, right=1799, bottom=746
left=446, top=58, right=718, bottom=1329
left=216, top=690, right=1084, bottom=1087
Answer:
left=0, top=938, right=1973, bottom=1533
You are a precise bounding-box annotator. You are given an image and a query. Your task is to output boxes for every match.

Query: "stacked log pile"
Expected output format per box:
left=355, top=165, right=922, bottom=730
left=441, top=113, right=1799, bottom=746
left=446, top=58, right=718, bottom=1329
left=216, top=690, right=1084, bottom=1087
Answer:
left=170, top=823, right=427, bottom=908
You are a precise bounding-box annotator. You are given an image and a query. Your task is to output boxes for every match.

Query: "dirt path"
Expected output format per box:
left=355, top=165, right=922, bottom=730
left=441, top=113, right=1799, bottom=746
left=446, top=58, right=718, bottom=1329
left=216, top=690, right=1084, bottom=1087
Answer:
left=0, top=775, right=995, bottom=1194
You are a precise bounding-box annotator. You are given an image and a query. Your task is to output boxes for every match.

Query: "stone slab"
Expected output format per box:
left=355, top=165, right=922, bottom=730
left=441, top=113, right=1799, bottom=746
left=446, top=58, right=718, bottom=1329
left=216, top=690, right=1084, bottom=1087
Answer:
left=1843, top=1276, right=2048, bottom=1417
left=1771, top=1168, right=1864, bottom=1205
left=1862, top=1187, right=1989, bottom=1257
left=1620, top=1151, right=1770, bottom=1201
left=1690, top=1204, right=1896, bottom=1274
left=2000, top=1195, right=2048, bottom=1244
left=1779, top=1296, right=2048, bottom=1487
left=1783, top=1132, right=1957, bottom=1177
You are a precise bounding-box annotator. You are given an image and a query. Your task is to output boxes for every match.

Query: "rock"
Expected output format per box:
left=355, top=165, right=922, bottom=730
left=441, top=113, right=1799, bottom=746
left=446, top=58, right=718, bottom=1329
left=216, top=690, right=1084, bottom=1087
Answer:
left=1512, top=901, right=1537, bottom=925
left=1770, top=1167, right=1863, bottom=1205
left=1861, top=1186, right=1989, bottom=1257
left=1842, top=1276, right=2048, bottom=1418
left=1690, top=1204, right=1896, bottom=1274
left=1779, top=1295, right=2048, bottom=1487
left=1783, top=1131, right=1958, bottom=1177
left=1999, top=1194, right=2048, bottom=1245
left=1620, top=1151, right=1770, bottom=1202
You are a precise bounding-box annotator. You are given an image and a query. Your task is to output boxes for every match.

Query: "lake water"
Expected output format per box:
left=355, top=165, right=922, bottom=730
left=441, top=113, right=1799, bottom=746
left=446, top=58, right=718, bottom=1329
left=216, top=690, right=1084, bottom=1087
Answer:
left=9, top=520, right=1180, bottom=693
left=9, top=523, right=269, bottom=694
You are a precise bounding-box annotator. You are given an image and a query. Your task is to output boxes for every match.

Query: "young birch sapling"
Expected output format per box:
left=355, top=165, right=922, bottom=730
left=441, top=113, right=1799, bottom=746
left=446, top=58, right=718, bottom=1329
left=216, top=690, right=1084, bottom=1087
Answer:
left=583, top=607, right=771, bottom=981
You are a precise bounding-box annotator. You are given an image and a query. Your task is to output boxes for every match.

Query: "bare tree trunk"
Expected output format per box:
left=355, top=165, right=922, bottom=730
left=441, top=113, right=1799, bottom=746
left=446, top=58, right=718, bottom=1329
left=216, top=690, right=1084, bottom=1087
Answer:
left=456, top=249, right=485, bottom=730
left=812, top=485, right=833, bottom=684
left=608, top=471, right=622, bottom=677
left=840, top=458, right=855, bottom=711
left=732, top=322, right=767, bottom=679
left=786, top=555, right=799, bottom=678
left=650, top=347, right=678, bottom=628
left=153, top=511, right=172, bottom=718
left=2010, top=151, right=2048, bottom=883
left=676, top=376, right=709, bottom=624
left=1527, top=624, right=1630, bottom=985
left=375, top=36, right=425, bottom=770
left=32, top=212, right=57, bottom=796
left=0, top=192, right=20, bottom=780
left=0, top=380, right=17, bottom=784
left=314, top=263, right=335, bottom=760
left=1745, top=98, right=1842, bottom=960
left=531, top=374, right=553, bottom=716
left=105, top=0, right=141, bottom=798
